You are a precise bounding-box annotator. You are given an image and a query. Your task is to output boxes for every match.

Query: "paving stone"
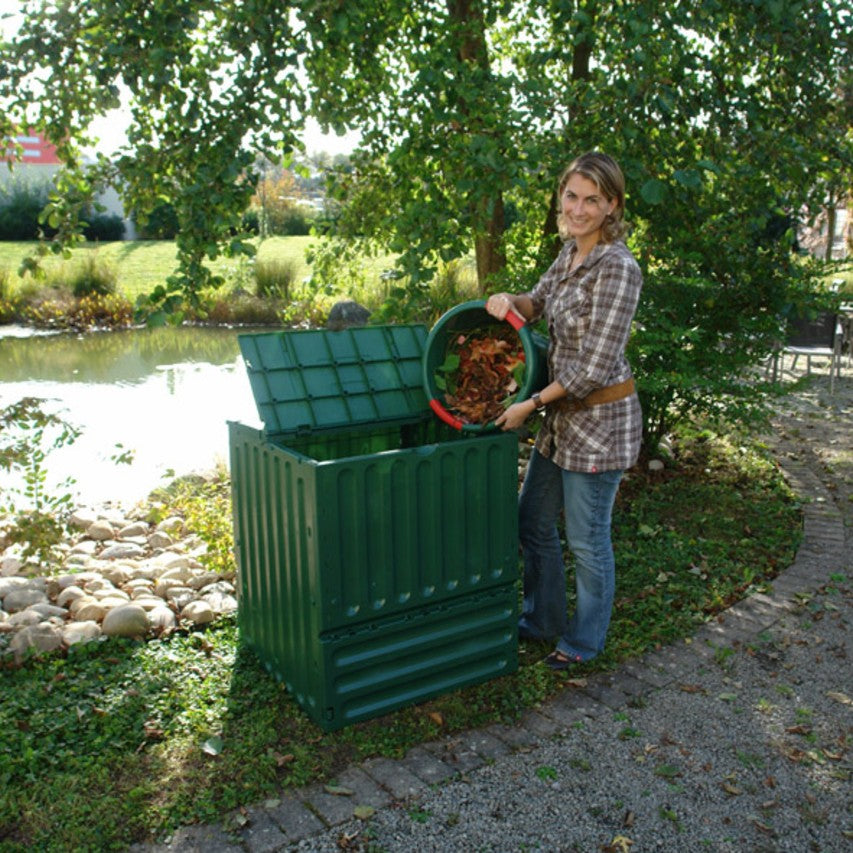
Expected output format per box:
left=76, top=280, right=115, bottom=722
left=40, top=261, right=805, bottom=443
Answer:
left=542, top=686, right=603, bottom=726
left=458, top=728, right=511, bottom=761
left=240, top=807, right=288, bottom=852
left=362, top=756, right=427, bottom=800
left=518, top=708, right=563, bottom=738
left=485, top=721, right=541, bottom=751
left=423, top=736, right=487, bottom=773
left=266, top=795, right=325, bottom=841
left=301, top=766, right=392, bottom=826
left=401, top=745, right=457, bottom=785
left=146, top=823, right=242, bottom=852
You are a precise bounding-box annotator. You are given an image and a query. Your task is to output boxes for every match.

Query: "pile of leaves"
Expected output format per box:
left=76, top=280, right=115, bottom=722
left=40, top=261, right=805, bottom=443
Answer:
left=434, top=325, right=526, bottom=424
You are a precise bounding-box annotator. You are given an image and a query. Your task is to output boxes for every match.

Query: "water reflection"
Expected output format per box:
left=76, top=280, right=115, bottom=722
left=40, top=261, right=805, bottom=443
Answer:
left=0, top=325, right=269, bottom=509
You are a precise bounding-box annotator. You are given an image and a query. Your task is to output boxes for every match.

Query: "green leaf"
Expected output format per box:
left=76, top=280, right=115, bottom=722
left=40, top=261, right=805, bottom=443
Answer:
left=640, top=179, right=668, bottom=205
left=202, top=736, right=224, bottom=756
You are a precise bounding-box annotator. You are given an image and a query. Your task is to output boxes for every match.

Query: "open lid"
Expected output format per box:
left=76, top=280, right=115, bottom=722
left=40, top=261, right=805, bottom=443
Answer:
left=237, top=324, right=430, bottom=436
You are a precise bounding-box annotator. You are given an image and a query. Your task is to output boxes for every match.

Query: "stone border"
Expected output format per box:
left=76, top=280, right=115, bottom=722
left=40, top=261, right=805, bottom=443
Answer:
left=132, top=436, right=847, bottom=852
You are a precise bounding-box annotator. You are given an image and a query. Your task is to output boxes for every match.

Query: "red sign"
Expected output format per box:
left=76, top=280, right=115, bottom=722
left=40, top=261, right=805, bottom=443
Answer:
left=3, top=131, right=62, bottom=165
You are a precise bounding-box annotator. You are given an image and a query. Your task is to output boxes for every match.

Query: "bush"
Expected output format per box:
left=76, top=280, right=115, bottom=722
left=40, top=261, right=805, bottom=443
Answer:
left=82, top=211, right=125, bottom=241
left=134, top=201, right=179, bottom=240
left=267, top=200, right=316, bottom=236
left=0, top=174, right=54, bottom=240
left=254, top=257, right=298, bottom=299
left=68, top=253, right=118, bottom=297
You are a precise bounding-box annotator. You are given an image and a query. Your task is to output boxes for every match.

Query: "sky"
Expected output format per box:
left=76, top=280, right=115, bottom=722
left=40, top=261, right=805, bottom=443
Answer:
left=0, top=0, right=360, bottom=158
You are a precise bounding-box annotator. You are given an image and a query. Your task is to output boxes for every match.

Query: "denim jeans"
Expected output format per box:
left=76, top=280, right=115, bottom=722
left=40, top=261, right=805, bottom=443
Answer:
left=517, top=449, right=623, bottom=661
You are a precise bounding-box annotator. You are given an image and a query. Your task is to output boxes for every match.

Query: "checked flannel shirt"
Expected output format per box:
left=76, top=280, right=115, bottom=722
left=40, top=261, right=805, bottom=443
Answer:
left=526, top=238, right=643, bottom=474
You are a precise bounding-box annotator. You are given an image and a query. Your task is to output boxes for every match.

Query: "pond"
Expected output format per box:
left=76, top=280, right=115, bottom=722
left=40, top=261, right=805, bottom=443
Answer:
left=0, top=324, right=266, bottom=510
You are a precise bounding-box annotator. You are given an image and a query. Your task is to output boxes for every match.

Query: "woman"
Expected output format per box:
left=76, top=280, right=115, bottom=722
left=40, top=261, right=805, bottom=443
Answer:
left=485, top=151, right=642, bottom=671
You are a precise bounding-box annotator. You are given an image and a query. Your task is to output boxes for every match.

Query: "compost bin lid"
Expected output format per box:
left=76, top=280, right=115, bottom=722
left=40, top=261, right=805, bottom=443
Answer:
left=238, top=324, right=430, bottom=436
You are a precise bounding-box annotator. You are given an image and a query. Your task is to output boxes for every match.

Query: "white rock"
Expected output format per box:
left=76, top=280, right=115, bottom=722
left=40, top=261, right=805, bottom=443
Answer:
left=69, top=540, right=99, bottom=556
left=200, top=580, right=235, bottom=596
left=100, top=596, right=134, bottom=611
left=3, top=588, right=48, bottom=613
left=132, top=596, right=168, bottom=611
left=69, top=510, right=99, bottom=530
left=156, top=516, right=185, bottom=536
left=154, top=577, right=187, bottom=598
left=92, top=587, right=130, bottom=602
left=87, top=520, right=116, bottom=541
left=125, top=579, right=154, bottom=592
left=0, top=555, right=23, bottom=576
left=74, top=601, right=107, bottom=623
left=9, top=623, right=63, bottom=659
left=187, top=571, right=221, bottom=590
left=148, top=606, right=177, bottom=631
left=101, top=566, right=133, bottom=586
left=648, top=459, right=665, bottom=471
left=63, top=620, right=101, bottom=646
left=8, top=609, right=44, bottom=627
left=57, top=586, right=87, bottom=608
left=100, top=543, right=146, bottom=560
left=166, top=587, right=196, bottom=608
left=160, top=566, right=193, bottom=583
left=102, top=604, right=150, bottom=637
left=119, top=521, right=150, bottom=538
left=148, top=531, right=174, bottom=550
left=28, top=603, right=68, bottom=619
left=157, top=554, right=191, bottom=572
left=203, top=591, right=238, bottom=614
left=181, top=600, right=215, bottom=625
left=0, top=577, right=36, bottom=598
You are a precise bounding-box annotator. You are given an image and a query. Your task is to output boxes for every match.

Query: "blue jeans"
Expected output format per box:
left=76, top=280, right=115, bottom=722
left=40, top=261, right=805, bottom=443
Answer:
left=517, top=449, right=623, bottom=661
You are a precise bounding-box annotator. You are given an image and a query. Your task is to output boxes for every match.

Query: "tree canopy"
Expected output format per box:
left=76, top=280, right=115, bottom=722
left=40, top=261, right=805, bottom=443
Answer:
left=1, top=0, right=850, bottom=441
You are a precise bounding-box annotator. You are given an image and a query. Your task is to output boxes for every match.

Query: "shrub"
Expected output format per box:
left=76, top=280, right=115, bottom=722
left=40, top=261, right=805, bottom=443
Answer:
left=82, top=211, right=125, bottom=241
left=134, top=201, right=179, bottom=239
left=69, top=253, right=118, bottom=297
left=0, top=174, right=55, bottom=240
left=254, top=257, right=299, bottom=299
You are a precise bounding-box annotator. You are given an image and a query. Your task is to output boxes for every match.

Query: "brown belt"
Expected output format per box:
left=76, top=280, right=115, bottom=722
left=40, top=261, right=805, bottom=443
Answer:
left=554, top=378, right=635, bottom=413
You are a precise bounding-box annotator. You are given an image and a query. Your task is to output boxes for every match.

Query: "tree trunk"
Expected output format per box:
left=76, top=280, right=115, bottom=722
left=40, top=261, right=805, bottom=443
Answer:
left=448, top=0, right=507, bottom=291
left=474, top=196, right=507, bottom=293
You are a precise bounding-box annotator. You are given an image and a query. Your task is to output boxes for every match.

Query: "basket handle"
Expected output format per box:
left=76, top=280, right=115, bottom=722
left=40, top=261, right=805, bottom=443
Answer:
left=505, top=308, right=526, bottom=331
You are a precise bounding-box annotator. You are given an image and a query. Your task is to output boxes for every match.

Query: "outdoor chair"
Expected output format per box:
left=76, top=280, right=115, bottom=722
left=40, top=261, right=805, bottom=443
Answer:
left=770, top=311, right=843, bottom=394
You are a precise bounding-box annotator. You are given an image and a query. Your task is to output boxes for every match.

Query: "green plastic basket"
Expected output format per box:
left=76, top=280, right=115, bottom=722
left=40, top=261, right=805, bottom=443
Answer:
left=422, top=299, right=548, bottom=433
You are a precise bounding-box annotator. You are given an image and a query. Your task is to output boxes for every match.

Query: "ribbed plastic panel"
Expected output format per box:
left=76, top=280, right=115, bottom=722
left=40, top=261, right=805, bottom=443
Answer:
left=229, top=421, right=518, bottom=633
left=248, top=584, right=518, bottom=731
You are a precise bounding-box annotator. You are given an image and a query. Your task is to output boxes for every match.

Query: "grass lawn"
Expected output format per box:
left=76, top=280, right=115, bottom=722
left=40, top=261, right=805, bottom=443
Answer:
left=0, top=236, right=399, bottom=305
left=0, top=428, right=805, bottom=850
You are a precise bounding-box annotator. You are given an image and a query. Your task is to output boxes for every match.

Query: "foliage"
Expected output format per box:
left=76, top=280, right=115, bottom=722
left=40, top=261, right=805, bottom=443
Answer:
left=0, top=398, right=80, bottom=564
left=148, top=468, right=235, bottom=577
left=82, top=210, right=125, bottom=242
left=2, top=0, right=848, bottom=450
left=0, top=173, right=56, bottom=241
left=254, top=257, right=299, bottom=300
left=67, top=252, right=118, bottom=298
left=0, top=427, right=802, bottom=848
left=252, top=166, right=317, bottom=237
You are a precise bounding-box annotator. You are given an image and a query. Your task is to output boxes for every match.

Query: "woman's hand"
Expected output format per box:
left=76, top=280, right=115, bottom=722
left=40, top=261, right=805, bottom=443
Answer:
left=485, top=292, right=515, bottom=320
left=495, top=399, right=534, bottom=431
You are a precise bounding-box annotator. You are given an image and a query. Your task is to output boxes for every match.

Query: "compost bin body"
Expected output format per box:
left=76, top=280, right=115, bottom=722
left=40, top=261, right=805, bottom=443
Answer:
left=229, top=324, right=519, bottom=731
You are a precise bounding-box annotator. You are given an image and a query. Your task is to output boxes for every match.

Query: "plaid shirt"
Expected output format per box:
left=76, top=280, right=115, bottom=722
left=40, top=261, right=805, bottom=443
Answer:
left=527, top=239, right=643, bottom=473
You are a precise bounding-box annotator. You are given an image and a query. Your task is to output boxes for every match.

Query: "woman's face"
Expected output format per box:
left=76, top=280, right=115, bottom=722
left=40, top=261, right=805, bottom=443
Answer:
left=559, top=173, right=617, bottom=244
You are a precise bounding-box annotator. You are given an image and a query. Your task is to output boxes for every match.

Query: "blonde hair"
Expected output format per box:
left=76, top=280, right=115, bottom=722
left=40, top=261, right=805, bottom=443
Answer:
left=557, top=151, right=627, bottom=243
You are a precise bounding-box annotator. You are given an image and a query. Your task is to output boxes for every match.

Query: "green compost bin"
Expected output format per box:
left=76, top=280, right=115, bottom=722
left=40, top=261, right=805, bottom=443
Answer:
left=423, top=299, right=549, bottom=433
left=228, top=324, right=519, bottom=731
